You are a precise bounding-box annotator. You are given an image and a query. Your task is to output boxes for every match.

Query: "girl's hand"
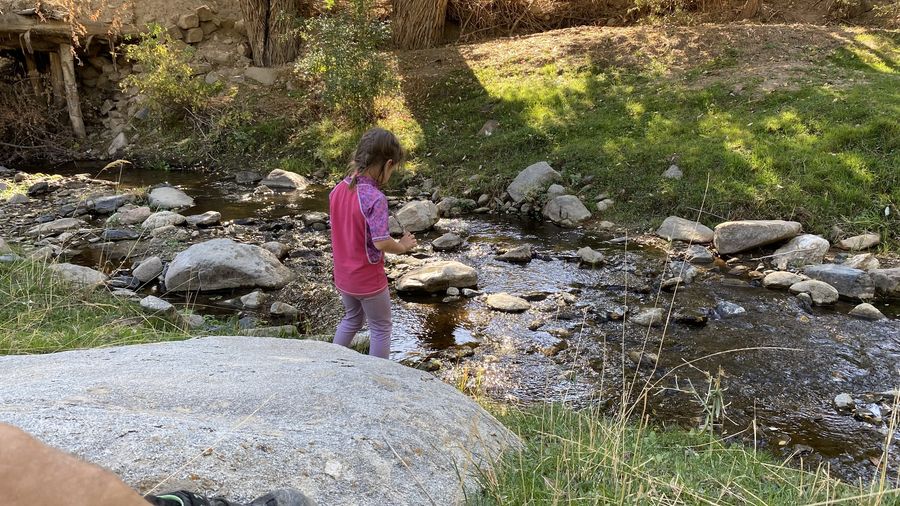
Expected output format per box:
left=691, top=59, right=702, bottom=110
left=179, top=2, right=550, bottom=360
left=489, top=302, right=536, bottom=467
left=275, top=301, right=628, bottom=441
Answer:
left=399, top=232, right=417, bottom=252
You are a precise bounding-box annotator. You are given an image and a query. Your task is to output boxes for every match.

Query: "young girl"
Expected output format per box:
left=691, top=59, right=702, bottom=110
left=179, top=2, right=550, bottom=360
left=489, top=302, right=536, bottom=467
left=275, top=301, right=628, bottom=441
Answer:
left=329, top=128, right=417, bottom=359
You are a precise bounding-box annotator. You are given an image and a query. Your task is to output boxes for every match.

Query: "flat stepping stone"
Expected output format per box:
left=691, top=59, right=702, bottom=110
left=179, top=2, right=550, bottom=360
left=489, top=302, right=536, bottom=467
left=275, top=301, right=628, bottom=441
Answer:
left=486, top=293, right=531, bottom=313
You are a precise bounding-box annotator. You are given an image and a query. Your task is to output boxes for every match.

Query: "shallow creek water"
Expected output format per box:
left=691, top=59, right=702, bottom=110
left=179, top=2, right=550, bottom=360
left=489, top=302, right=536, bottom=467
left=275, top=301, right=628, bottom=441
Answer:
left=36, top=162, right=900, bottom=482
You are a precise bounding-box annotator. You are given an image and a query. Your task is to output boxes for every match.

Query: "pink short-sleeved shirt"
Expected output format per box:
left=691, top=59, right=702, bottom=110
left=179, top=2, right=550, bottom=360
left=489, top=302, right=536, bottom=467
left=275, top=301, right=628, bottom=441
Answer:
left=329, top=176, right=391, bottom=296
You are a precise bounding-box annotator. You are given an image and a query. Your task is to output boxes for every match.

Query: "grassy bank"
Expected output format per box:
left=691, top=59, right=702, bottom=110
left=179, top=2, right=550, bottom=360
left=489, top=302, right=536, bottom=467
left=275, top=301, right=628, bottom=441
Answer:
left=475, top=403, right=899, bottom=505
left=0, top=260, right=190, bottom=355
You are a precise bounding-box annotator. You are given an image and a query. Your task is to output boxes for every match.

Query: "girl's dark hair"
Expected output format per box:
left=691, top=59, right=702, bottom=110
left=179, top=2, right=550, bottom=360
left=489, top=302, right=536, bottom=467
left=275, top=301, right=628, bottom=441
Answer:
left=348, top=127, right=405, bottom=188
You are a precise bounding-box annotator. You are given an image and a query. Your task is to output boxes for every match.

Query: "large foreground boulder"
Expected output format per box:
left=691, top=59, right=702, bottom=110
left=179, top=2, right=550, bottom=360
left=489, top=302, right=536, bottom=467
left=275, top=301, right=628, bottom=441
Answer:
left=507, top=161, right=561, bottom=203
left=165, top=239, right=293, bottom=291
left=396, top=200, right=439, bottom=232
left=713, top=220, right=802, bottom=255
left=0, top=337, right=518, bottom=505
left=396, top=261, right=477, bottom=293
left=803, top=264, right=875, bottom=300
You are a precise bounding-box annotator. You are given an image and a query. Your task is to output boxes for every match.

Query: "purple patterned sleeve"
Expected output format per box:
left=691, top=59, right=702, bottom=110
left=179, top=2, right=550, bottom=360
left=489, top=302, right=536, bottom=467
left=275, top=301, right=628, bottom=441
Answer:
left=360, top=186, right=391, bottom=241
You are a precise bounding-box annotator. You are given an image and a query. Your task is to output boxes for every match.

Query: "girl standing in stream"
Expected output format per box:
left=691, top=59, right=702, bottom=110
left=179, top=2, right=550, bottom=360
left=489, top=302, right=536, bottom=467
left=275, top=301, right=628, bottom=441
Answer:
left=329, top=128, right=417, bottom=359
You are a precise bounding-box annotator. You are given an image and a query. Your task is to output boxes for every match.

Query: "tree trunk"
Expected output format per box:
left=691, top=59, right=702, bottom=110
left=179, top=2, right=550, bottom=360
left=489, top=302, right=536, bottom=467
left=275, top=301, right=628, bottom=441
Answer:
left=392, top=0, right=449, bottom=50
left=239, top=0, right=304, bottom=67
left=58, top=44, right=86, bottom=139
left=49, top=52, right=65, bottom=107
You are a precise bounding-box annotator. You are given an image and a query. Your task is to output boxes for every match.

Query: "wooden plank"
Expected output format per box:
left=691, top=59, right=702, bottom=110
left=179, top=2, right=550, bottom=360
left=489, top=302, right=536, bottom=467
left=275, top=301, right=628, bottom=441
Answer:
left=58, top=43, right=86, bottom=139
left=24, top=52, right=42, bottom=97
left=49, top=51, right=65, bottom=107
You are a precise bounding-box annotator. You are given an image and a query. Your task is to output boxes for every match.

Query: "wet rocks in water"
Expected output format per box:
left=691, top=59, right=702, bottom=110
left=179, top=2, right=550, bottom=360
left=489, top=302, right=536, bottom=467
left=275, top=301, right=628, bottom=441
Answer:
left=132, top=256, right=163, bottom=283
left=142, top=211, right=186, bottom=230
left=260, top=169, right=310, bottom=190
left=396, top=200, right=439, bottom=232
left=101, top=229, right=140, bottom=241
left=662, top=164, right=683, bottom=179
left=577, top=247, right=604, bottom=266
left=507, top=161, right=561, bottom=203
left=762, top=271, right=807, bottom=290
left=165, top=239, right=293, bottom=292
left=789, top=280, right=839, bottom=305
left=89, top=194, right=135, bottom=215
left=871, top=268, right=900, bottom=298
left=433, top=218, right=470, bottom=236
left=849, top=303, right=886, bottom=321
left=497, top=245, right=533, bottom=264
left=7, top=193, right=30, bottom=204
left=270, top=302, right=299, bottom=320
left=542, top=339, right=569, bottom=357
left=486, top=293, right=531, bottom=313
left=149, top=186, right=194, bottom=210
left=543, top=196, right=591, bottom=228
left=432, top=233, right=463, bottom=252
left=261, top=241, right=290, bottom=260
left=628, top=350, right=659, bottom=368
left=631, top=308, right=664, bottom=327
left=674, top=309, right=709, bottom=327
left=461, top=288, right=481, bottom=298
left=396, top=261, right=477, bottom=293
left=667, top=261, right=698, bottom=284
left=48, top=263, right=107, bottom=289
left=837, top=233, right=880, bottom=251
left=843, top=253, right=879, bottom=271
left=661, top=277, right=684, bottom=291
left=235, top=171, right=263, bottom=184
left=139, top=295, right=175, bottom=315
left=26, top=218, right=86, bottom=237
left=685, top=245, right=714, bottom=264
left=111, top=205, right=152, bottom=226
left=26, top=181, right=51, bottom=196
left=773, top=234, right=830, bottom=270
left=185, top=211, right=221, bottom=227
left=834, top=393, right=855, bottom=411
left=714, top=301, right=746, bottom=318
left=802, top=264, right=875, bottom=300
left=713, top=220, right=802, bottom=255
left=656, top=216, right=714, bottom=243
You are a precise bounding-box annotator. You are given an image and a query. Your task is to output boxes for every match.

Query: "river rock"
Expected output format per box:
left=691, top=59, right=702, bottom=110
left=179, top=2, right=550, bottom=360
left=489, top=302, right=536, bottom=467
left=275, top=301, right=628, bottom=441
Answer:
left=762, top=271, right=807, bottom=289
left=837, top=233, right=880, bottom=251
left=261, top=241, right=290, bottom=260
left=486, top=293, right=531, bottom=313
left=662, top=164, right=683, bottom=179
left=26, top=217, right=86, bottom=237
left=89, top=194, right=134, bottom=214
left=849, top=303, right=886, bottom=321
left=165, top=239, right=293, bottom=292
left=396, top=200, right=439, bottom=232
left=834, top=393, right=855, bottom=411
left=149, top=186, right=194, bottom=210
left=432, top=233, right=463, bottom=252
left=240, top=291, right=265, bottom=309
left=132, top=256, right=163, bottom=283
left=0, top=337, right=517, bottom=505
left=631, top=308, right=664, bottom=327
left=139, top=295, right=175, bottom=315
left=389, top=216, right=403, bottom=235
left=186, top=211, right=221, bottom=227
left=261, top=169, right=309, bottom=190
left=871, top=268, right=900, bottom=297
left=433, top=218, right=471, bottom=236
left=141, top=211, right=186, bottom=230
left=715, top=301, right=746, bottom=318
left=507, top=161, right=561, bottom=203
left=101, top=229, right=141, bottom=241
left=396, top=261, right=477, bottom=293
left=656, top=216, right=714, bottom=243
left=29, top=246, right=56, bottom=261
left=546, top=184, right=567, bottom=200
left=6, top=193, right=30, bottom=204
left=111, top=205, right=152, bottom=226
left=543, top=195, right=591, bottom=228
left=26, top=181, right=51, bottom=196
left=685, top=245, right=714, bottom=264
left=270, top=302, right=299, bottom=320
left=240, top=325, right=299, bottom=338
left=789, top=280, right=839, bottom=305
left=48, top=263, right=108, bottom=288
left=773, top=234, right=829, bottom=270
left=713, top=220, right=802, bottom=255
left=803, top=264, right=875, bottom=300
left=235, top=171, right=263, bottom=184
left=497, top=245, right=532, bottom=264
left=843, top=253, right=880, bottom=271
left=577, top=246, right=604, bottom=266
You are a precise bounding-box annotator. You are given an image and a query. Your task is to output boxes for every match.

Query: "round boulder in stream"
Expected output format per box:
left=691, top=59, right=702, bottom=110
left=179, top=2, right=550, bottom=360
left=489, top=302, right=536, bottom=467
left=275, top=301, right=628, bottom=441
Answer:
left=396, top=261, right=477, bottom=293
left=149, top=186, right=195, bottom=210
left=0, top=337, right=518, bottom=505
left=165, top=238, right=293, bottom=292
left=486, top=293, right=531, bottom=313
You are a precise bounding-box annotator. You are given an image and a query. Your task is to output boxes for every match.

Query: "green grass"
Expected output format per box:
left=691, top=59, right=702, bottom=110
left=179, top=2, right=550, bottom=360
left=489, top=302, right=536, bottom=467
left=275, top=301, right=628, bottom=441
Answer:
left=473, top=403, right=900, bottom=505
left=0, top=260, right=190, bottom=355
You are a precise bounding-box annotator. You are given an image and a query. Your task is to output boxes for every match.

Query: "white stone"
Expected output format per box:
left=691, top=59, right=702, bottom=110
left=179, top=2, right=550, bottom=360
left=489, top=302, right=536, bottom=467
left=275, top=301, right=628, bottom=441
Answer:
left=772, top=234, right=830, bottom=270
left=713, top=220, right=802, bottom=255
left=789, top=280, right=839, bottom=305
left=396, top=200, right=439, bottom=233
left=260, top=169, right=309, bottom=190
left=486, top=293, right=531, bottom=313
left=631, top=308, right=664, bottom=327
left=245, top=66, right=277, bottom=85
left=843, top=253, right=880, bottom=271
left=542, top=195, right=591, bottom=228
left=139, top=295, right=175, bottom=315
left=656, top=216, right=714, bottom=243
left=849, top=303, right=886, bottom=321
left=837, top=233, right=880, bottom=251
left=240, top=291, right=266, bottom=309
left=141, top=211, right=186, bottom=230
left=577, top=246, right=604, bottom=266
left=185, top=211, right=221, bottom=227
left=662, top=164, right=683, bottom=179
left=762, top=271, right=807, bottom=289
left=48, top=263, right=108, bottom=288
left=132, top=256, right=163, bottom=283
left=165, top=239, right=293, bottom=292
left=26, top=218, right=86, bottom=237
left=396, top=261, right=477, bottom=293
left=507, top=162, right=561, bottom=203
left=149, top=186, right=194, bottom=210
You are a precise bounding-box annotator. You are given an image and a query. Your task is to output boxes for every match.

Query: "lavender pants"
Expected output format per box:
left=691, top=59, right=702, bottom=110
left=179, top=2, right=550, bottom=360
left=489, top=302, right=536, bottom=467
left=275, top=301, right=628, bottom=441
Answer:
left=334, top=289, right=392, bottom=359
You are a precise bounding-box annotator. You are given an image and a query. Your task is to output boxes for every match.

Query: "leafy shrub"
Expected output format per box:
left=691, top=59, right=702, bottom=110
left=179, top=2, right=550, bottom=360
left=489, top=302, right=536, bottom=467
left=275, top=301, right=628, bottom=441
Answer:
left=122, top=24, right=223, bottom=120
left=295, top=0, right=394, bottom=123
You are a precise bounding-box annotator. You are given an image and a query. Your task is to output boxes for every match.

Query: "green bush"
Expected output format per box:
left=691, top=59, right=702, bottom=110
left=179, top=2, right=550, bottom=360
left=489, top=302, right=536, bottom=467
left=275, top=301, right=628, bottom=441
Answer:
left=295, top=0, right=393, bottom=123
left=122, top=24, right=223, bottom=120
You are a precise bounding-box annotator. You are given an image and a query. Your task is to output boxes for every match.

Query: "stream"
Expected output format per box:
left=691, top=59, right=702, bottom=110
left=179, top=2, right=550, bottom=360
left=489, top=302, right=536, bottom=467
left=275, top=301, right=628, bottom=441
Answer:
left=24, top=161, right=900, bottom=483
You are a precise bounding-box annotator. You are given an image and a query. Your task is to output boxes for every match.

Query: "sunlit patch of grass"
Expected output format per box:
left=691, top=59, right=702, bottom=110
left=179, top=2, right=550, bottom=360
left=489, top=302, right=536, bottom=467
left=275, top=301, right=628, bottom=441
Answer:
left=0, top=260, right=190, bottom=355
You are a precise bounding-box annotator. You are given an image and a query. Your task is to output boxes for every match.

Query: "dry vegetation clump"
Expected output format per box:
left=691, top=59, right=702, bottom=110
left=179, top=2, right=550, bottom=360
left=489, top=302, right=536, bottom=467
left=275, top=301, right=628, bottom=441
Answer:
left=447, top=0, right=623, bottom=40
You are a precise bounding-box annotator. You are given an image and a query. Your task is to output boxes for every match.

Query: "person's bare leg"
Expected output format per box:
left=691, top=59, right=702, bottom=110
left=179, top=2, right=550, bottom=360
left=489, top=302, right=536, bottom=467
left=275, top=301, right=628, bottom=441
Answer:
left=0, top=422, right=149, bottom=506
